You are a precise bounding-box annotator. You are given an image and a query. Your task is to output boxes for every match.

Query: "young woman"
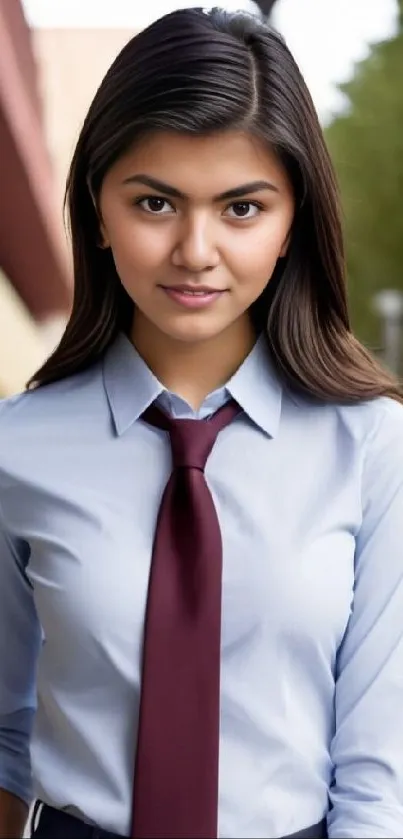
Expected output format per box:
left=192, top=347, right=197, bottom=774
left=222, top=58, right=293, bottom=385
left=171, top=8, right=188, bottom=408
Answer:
left=1, top=7, right=403, bottom=839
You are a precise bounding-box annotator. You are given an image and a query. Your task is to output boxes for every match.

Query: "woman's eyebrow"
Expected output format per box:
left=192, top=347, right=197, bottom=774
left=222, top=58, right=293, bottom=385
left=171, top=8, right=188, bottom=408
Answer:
left=121, top=173, right=279, bottom=200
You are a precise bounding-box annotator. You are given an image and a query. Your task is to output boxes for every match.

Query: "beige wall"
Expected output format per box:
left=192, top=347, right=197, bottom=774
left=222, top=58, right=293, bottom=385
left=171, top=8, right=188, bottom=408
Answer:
left=0, top=28, right=139, bottom=391
left=0, top=271, right=50, bottom=396
left=32, top=28, right=137, bottom=206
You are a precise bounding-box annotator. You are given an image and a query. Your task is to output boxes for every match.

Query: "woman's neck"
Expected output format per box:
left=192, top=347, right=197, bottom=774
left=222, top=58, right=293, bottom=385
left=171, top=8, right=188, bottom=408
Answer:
left=131, top=316, right=256, bottom=410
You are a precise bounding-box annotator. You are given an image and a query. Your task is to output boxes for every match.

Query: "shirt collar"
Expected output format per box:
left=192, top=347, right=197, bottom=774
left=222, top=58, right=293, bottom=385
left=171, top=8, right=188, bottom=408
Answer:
left=225, top=333, right=282, bottom=437
left=102, top=333, right=163, bottom=435
left=102, top=332, right=283, bottom=438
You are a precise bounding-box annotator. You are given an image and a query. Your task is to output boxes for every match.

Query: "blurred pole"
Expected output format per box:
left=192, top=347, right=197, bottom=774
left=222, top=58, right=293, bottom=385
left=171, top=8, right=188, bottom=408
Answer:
left=372, top=290, right=403, bottom=375
left=254, top=0, right=279, bottom=18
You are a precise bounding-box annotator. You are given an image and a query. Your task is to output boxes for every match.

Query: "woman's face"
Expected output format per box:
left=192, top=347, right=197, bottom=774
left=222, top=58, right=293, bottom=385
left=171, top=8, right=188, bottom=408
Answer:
left=99, top=129, right=295, bottom=350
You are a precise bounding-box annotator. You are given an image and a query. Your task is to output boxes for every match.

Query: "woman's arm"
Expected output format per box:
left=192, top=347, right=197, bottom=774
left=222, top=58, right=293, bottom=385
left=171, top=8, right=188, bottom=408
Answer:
left=0, top=789, right=28, bottom=839
left=329, top=400, right=403, bottom=837
left=0, top=502, right=42, bottom=839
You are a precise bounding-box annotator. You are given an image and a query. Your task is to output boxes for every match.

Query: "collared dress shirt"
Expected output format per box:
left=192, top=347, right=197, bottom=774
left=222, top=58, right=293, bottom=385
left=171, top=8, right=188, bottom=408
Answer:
left=1, top=333, right=403, bottom=838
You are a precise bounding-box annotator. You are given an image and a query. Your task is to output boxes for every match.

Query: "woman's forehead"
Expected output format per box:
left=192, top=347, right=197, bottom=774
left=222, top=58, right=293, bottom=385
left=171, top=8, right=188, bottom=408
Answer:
left=104, top=129, right=292, bottom=196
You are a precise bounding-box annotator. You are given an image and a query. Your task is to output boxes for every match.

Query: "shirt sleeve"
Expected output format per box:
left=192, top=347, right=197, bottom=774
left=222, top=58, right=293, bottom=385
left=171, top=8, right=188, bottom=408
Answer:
left=0, top=499, right=42, bottom=805
left=328, top=400, right=403, bottom=838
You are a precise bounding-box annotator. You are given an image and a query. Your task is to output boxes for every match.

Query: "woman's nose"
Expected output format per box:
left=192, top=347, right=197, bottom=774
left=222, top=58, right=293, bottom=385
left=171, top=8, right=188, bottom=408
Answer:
left=171, top=215, right=220, bottom=272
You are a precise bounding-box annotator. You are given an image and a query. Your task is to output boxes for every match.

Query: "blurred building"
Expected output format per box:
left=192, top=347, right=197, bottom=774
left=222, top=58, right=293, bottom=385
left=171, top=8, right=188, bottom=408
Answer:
left=0, top=0, right=71, bottom=396
left=32, top=28, right=135, bottom=205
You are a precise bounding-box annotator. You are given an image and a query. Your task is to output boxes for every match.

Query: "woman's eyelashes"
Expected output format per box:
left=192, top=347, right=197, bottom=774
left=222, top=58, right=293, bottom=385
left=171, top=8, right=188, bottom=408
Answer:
left=132, top=195, right=266, bottom=219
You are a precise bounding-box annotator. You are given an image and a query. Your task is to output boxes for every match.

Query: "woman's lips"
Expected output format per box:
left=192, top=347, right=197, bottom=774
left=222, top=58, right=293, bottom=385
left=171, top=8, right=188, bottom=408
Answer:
left=161, top=286, right=224, bottom=309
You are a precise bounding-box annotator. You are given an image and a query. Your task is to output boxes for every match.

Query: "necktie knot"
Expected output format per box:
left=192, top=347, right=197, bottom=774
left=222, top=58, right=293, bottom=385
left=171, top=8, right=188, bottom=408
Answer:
left=142, top=400, right=240, bottom=471
left=169, top=421, right=216, bottom=471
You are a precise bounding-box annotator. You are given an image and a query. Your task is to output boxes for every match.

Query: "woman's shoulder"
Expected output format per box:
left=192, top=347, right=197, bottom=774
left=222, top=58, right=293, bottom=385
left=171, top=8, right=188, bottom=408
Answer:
left=288, top=387, right=403, bottom=460
left=0, top=362, right=104, bottom=456
left=330, top=395, right=403, bottom=479
left=0, top=369, right=91, bottom=421
left=337, top=394, right=403, bottom=445
left=0, top=388, right=38, bottom=433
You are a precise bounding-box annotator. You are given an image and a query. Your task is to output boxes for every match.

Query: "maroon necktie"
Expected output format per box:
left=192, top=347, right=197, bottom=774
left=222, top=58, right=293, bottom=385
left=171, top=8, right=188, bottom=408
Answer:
left=131, top=400, right=241, bottom=839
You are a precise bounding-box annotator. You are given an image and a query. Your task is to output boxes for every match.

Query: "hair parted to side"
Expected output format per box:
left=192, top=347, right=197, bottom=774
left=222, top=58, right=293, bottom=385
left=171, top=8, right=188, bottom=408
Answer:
left=28, top=6, right=401, bottom=402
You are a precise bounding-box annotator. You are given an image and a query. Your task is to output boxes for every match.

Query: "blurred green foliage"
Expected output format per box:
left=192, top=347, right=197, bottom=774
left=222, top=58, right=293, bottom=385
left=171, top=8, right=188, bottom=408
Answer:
left=325, top=0, right=403, bottom=350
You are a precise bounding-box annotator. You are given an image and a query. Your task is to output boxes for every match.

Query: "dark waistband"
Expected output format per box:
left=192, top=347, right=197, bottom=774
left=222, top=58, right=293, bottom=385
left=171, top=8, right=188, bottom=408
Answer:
left=32, top=802, right=327, bottom=839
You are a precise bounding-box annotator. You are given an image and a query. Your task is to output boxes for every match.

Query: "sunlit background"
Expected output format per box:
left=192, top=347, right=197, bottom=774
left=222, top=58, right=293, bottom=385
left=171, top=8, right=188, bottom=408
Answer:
left=1, top=0, right=402, bottom=395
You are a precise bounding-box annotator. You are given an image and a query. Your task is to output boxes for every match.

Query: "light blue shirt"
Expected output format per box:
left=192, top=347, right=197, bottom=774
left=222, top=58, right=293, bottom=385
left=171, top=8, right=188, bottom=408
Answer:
left=1, top=333, right=403, bottom=838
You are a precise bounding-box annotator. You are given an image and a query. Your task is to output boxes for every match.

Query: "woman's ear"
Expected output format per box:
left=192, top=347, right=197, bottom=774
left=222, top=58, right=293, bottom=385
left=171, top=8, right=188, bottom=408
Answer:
left=87, top=177, right=109, bottom=248
left=279, top=234, right=290, bottom=258
left=279, top=222, right=294, bottom=258
left=99, top=223, right=110, bottom=249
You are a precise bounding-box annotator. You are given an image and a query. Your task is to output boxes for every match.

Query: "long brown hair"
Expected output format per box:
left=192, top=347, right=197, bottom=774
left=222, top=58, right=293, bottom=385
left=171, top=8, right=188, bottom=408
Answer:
left=28, top=7, right=401, bottom=402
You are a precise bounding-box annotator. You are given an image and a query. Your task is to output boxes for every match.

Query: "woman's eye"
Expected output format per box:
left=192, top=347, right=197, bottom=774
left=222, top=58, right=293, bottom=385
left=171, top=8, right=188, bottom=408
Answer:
left=137, top=197, right=173, bottom=214
left=225, top=201, right=261, bottom=219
